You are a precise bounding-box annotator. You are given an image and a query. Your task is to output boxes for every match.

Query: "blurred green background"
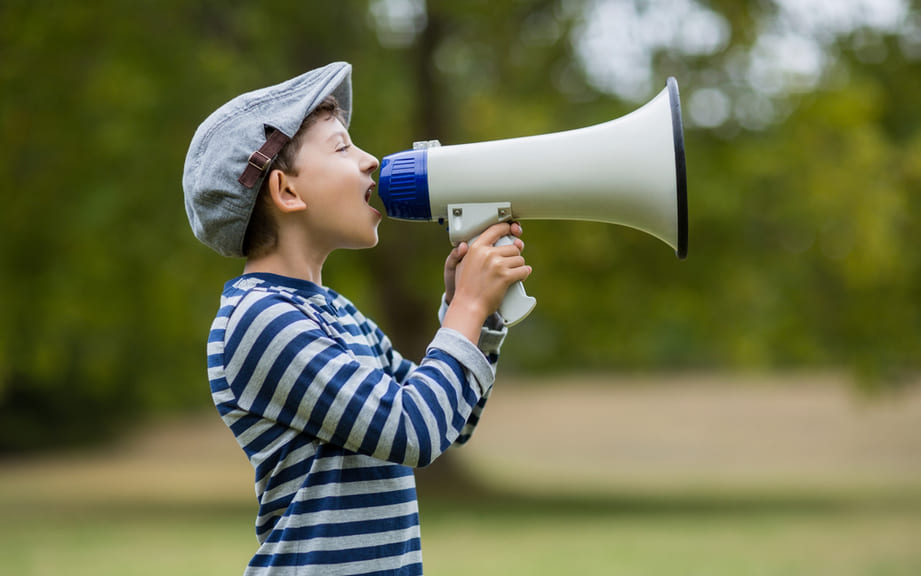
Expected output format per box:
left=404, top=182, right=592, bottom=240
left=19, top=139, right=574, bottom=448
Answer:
left=1, top=0, right=920, bottom=574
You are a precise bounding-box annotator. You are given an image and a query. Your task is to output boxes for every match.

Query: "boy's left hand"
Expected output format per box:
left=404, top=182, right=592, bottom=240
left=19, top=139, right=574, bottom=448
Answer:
left=444, top=222, right=525, bottom=305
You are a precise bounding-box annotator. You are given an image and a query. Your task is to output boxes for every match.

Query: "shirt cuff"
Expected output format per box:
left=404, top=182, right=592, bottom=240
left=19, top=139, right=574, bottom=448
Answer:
left=428, top=327, right=496, bottom=397
left=438, top=294, right=508, bottom=363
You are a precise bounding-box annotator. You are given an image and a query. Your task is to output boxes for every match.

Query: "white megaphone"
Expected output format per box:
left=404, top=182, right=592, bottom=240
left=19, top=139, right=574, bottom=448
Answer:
left=378, top=77, right=688, bottom=327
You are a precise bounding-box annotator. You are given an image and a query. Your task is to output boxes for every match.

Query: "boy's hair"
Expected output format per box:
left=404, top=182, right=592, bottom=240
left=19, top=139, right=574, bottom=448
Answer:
left=242, top=96, right=347, bottom=258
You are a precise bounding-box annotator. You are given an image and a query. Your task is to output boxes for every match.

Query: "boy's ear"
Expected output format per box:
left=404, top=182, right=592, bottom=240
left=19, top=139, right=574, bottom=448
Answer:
left=265, top=169, right=307, bottom=213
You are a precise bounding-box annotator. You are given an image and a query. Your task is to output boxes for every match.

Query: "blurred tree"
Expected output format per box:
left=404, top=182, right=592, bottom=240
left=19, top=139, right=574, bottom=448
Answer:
left=0, top=0, right=919, bottom=452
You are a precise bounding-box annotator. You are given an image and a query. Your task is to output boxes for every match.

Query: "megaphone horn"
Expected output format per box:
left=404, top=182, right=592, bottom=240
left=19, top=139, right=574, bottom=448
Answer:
left=378, top=77, right=688, bottom=325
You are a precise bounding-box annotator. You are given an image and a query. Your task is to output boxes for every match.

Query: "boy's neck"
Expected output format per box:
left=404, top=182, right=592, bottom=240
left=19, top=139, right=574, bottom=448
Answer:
left=243, top=246, right=327, bottom=286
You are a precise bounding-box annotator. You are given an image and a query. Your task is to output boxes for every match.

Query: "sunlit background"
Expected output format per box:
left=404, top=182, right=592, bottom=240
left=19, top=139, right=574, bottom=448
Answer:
left=2, top=0, right=920, bottom=574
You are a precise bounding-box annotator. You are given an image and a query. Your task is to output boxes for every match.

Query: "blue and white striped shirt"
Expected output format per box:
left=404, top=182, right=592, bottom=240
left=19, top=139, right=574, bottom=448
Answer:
left=207, top=273, right=504, bottom=575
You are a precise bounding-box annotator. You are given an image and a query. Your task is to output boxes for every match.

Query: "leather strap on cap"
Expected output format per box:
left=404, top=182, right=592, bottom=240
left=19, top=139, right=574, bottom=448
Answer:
left=238, top=129, right=291, bottom=188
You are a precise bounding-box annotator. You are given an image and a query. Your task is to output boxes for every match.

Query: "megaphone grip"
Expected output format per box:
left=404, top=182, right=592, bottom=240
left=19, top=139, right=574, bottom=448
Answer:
left=493, top=235, right=536, bottom=326
left=498, top=280, right=536, bottom=327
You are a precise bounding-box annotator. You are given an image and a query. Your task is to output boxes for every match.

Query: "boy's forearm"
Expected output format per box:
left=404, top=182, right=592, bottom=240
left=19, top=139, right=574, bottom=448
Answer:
left=441, top=297, right=490, bottom=345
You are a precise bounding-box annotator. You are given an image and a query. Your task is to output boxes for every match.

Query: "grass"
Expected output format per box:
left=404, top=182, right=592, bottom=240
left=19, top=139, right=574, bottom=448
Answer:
left=423, top=508, right=921, bottom=575
left=1, top=503, right=255, bottom=576
left=2, top=374, right=920, bottom=575
left=419, top=491, right=921, bottom=576
left=2, top=494, right=919, bottom=576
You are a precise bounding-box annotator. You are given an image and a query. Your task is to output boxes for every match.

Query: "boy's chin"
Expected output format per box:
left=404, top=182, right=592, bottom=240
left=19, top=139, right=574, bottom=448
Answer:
left=354, top=230, right=379, bottom=250
left=365, top=226, right=380, bottom=248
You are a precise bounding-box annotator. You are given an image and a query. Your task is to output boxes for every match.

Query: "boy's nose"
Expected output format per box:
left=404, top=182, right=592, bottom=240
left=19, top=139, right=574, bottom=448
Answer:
left=363, top=150, right=380, bottom=173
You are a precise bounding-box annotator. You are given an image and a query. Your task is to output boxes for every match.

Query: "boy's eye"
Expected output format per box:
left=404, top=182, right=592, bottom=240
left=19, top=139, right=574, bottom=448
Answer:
left=337, top=144, right=352, bottom=152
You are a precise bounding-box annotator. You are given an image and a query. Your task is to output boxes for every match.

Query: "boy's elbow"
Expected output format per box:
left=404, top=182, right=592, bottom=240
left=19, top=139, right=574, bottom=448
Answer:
left=412, top=448, right=450, bottom=469
left=406, top=444, right=437, bottom=469
left=414, top=455, right=435, bottom=469
left=401, top=435, right=454, bottom=468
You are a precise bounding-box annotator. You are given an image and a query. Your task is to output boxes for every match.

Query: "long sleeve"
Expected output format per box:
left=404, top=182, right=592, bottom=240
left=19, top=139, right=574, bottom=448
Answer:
left=213, top=290, right=495, bottom=468
left=437, top=294, right=509, bottom=444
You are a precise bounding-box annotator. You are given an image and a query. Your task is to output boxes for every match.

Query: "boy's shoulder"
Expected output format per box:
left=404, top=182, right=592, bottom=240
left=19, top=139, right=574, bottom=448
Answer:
left=215, top=274, right=390, bottom=360
left=219, top=274, right=325, bottom=322
left=223, top=273, right=323, bottom=299
left=219, top=273, right=370, bottom=330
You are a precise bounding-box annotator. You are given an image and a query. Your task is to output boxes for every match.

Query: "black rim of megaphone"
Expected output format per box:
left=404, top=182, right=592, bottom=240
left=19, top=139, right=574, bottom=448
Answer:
left=667, top=77, right=688, bottom=260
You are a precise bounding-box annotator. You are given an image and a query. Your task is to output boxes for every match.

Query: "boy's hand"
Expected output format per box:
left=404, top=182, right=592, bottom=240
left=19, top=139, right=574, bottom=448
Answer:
left=442, top=222, right=531, bottom=344
left=444, top=221, right=525, bottom=305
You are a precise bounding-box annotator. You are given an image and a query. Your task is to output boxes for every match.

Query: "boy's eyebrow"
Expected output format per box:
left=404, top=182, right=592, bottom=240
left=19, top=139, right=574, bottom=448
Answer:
left=324, top=128, right=351, bottom=144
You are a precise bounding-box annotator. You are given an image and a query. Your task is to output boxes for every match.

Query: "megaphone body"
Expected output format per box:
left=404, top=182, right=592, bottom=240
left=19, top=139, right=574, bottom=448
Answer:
left=378, top=77, right=688, bottom=326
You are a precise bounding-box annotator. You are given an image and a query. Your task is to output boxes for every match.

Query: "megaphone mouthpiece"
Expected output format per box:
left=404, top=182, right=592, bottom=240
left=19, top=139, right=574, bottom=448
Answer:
left=378, top=148, right=434, bottom=220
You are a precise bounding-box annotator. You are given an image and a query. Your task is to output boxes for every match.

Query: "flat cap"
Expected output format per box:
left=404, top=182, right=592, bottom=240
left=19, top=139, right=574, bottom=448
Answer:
left=182, top=62, right=352, bottom=257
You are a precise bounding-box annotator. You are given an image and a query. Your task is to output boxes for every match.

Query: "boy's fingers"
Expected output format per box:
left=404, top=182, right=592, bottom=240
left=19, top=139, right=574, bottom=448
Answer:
left=492, top=243, right=524, bottom=258
left=499, top=255, right=528, bottom=272
left=473, top=222, right=513, bottom=247
left=447, top=242, right=468, bottom=264
left=507, top=263, right=533, bottom=283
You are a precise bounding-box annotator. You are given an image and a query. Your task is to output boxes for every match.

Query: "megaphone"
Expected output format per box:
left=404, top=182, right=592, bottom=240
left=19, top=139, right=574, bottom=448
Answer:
left=378, top=77, right=688, bottom=327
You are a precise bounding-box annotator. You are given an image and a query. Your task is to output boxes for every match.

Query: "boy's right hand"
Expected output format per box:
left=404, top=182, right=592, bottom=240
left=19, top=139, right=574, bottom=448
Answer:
left=442, top=222, right=532, bottom=344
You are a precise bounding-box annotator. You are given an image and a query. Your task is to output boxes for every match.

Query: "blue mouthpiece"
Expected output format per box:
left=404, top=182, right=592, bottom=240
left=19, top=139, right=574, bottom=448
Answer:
left=378, top=148, right=432, bottom=221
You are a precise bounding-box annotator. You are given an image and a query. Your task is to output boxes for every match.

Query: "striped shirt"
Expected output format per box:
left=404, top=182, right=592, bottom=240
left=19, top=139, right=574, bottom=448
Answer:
left=207, top=273, right=505, bottom=575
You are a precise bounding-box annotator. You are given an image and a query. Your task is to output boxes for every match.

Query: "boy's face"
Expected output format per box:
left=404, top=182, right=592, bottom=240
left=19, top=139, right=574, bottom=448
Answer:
left=288, top=115, right=382, bottom=252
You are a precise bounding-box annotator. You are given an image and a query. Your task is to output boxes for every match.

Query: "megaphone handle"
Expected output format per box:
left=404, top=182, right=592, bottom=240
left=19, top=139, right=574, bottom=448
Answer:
left=492, top=235, right=536, bottom=327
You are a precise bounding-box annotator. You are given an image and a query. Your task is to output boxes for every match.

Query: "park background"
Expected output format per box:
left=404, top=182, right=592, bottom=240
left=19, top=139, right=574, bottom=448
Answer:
left=1, top=0, right=920, bottom=574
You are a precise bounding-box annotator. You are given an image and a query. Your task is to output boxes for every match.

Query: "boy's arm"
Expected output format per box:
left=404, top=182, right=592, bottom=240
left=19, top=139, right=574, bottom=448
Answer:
left=436, top=221, right=525, bottom=444
left=219, top=292, right=495, bottom=468
left=438, top=295, right=506, bottom=362
left=438, top=297, right=505, bottom=444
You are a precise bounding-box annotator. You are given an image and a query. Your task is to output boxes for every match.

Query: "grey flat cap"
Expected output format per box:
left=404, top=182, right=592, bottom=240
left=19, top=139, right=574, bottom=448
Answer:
left=183, top=62, right=352, bottom=257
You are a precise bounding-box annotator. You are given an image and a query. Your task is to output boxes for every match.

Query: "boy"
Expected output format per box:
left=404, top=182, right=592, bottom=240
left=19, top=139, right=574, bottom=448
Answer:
left=182, top=61, right=530, bottom=575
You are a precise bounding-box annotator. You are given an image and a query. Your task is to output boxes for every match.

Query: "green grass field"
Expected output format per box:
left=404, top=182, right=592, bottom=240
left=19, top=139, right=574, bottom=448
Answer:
left=2, top=375, right=920, bottom=575
left=421, top=496, right=921, bottom=576
left=3, top=492, right=920, bottom=575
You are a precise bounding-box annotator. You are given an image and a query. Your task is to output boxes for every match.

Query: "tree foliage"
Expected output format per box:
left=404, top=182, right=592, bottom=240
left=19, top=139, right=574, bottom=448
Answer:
left=1, top=0, right=919, bottom=452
